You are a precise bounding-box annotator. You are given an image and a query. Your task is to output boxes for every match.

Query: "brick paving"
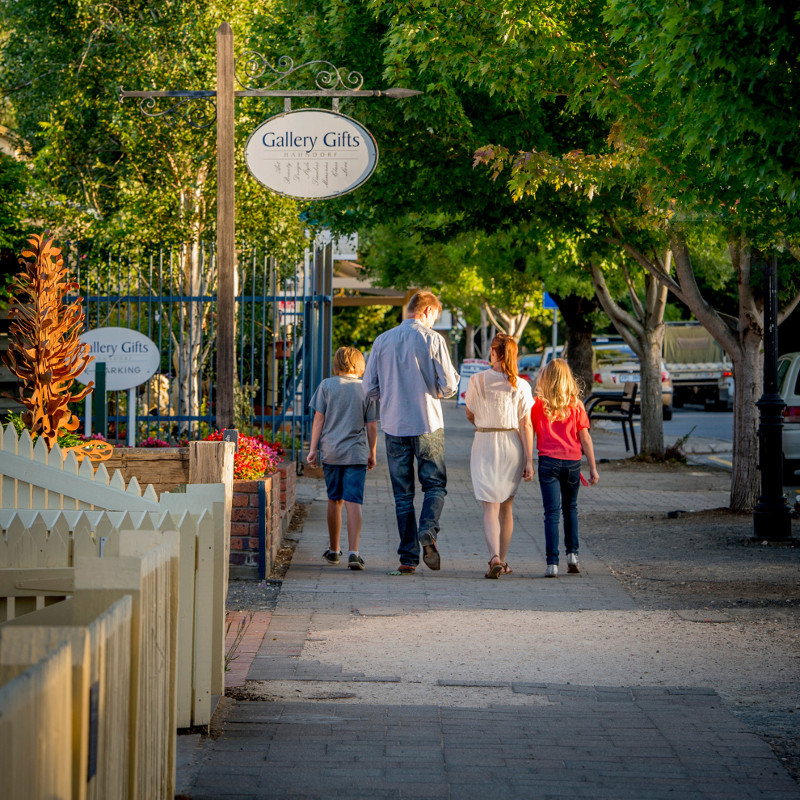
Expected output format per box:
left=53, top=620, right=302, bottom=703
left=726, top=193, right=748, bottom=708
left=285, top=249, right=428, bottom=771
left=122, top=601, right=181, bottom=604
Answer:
left=224, top=611, right=273, bottom=688
left=187, top=694, right=798, bottom=799
left=180, top=402, right=799, bottom=799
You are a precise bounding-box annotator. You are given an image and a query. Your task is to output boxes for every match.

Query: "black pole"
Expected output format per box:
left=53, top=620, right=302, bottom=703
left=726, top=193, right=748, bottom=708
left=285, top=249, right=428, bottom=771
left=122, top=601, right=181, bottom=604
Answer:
left=752, top=253, right=792, bottom=540
left=92, top=361, right=107, bottom=439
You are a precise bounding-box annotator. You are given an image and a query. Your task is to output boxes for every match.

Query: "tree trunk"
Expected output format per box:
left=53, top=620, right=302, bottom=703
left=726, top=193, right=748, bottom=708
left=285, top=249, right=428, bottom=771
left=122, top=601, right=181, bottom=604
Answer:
left=172, top=241, right=205, bottom=437
left=590, top=260, right=669, bottom=456
left=465, top=324, right=476, bottom=359
left=552, top=293, right=599, bottom=398
left=482, top=302, right=531, bottom=343
left=479, top=307, right=488, bottom=359
left=728, top=307, right=764, bottom=510
left=640, top=329, right=665, bottom=455
left=669, top=231, right=761, bottom=510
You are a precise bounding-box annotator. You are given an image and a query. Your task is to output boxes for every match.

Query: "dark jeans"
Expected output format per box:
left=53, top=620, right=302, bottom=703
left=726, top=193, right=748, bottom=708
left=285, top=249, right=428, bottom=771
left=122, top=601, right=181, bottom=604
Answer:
left=538, top=455, right=581, bottom=565
left=385, top=429, right=447, bottom=566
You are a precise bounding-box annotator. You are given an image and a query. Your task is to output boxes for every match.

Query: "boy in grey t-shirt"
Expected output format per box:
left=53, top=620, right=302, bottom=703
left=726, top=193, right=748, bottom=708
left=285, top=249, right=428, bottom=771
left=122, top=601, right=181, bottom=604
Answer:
left=307, top=347, right=378, bottom=570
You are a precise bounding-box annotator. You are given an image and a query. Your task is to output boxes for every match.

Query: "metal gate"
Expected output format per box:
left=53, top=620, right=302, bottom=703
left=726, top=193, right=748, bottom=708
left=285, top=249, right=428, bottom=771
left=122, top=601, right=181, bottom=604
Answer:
left=64, top=240, right=332, bottom=465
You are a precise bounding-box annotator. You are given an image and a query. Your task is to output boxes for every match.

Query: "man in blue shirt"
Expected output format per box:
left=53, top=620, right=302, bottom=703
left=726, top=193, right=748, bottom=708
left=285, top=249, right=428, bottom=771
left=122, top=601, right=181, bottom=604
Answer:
left=363, top=291, right=460, bottom=574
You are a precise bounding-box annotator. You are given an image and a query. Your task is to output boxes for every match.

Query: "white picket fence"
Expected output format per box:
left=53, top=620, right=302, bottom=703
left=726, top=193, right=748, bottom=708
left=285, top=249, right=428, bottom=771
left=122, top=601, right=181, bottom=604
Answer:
left=0, top=423, right=231, bottom=728
left=1, top=536, right=176, bottom=800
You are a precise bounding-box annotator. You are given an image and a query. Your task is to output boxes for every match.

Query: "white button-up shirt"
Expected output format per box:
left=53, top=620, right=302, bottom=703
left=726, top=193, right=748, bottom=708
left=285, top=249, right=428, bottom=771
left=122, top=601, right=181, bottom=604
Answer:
left=363, top=319, right=460, bottom=436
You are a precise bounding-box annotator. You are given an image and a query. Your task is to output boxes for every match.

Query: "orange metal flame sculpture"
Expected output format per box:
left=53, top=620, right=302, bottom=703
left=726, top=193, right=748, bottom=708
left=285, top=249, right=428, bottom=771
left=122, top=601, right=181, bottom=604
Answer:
left=4, top=232, right=94, bottom=448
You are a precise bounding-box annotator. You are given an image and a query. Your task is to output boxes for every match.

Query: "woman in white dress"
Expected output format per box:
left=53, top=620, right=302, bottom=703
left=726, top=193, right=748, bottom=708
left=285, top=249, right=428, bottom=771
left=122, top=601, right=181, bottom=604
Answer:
left=465, top=333, right=534, bottom=578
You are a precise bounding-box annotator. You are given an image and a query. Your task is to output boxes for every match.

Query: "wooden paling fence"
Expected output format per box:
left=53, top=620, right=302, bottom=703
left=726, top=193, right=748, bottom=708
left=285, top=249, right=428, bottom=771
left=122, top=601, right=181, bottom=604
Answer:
left=0, top=423, right=231, bottom=725
left=0, top=505, right=219, bottom=727
left=0, top=536, right=174, bottom=800
left=0, top=640, right=73, bottom=798
left=0, top=424, right=234, bottom=799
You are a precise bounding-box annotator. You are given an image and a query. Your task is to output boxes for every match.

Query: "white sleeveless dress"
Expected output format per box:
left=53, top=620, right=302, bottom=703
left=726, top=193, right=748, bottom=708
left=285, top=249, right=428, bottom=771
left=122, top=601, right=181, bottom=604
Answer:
left=465, top=369, right=534, bottom=503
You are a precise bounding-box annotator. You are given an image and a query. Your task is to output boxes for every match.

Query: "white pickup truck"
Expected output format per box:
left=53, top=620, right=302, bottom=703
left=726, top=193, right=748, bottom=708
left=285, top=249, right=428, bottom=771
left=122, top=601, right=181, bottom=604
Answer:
left=663, top=322, right=733, bottom=411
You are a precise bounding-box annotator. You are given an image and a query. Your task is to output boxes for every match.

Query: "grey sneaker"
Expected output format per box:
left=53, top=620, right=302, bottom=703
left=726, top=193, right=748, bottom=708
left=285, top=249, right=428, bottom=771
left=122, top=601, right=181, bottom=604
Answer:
left=545, top=564, right=558, bottom=578
left=348, top=554, right=365, bottom=571
left=322, top=549, right=341, bottom=564
left=567, top=553, right=580, bottom=574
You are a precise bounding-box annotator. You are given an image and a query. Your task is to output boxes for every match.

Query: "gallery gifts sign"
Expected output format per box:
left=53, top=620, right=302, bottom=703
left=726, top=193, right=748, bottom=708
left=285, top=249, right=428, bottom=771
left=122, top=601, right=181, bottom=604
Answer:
left=245, top=108, right=378, bottom=199
left=75, top=327, right=161, bottom=391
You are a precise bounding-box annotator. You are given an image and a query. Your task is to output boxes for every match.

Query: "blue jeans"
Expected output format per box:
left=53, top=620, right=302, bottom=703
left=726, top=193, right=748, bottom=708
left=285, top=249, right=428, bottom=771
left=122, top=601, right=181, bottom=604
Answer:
left=385, top=430, right=447, bottom=566
left=538, top=455, right=581, bottom=565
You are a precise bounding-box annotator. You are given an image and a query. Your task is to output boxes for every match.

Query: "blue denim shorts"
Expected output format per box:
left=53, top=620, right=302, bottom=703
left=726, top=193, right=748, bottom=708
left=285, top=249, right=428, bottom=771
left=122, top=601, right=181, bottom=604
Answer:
left=322, top=464, right=367, bottom=504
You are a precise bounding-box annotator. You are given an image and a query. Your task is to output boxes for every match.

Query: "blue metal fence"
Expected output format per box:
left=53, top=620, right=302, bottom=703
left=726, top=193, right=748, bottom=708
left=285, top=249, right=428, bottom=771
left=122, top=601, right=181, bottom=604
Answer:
left=64, top=241, right=333, bottom=466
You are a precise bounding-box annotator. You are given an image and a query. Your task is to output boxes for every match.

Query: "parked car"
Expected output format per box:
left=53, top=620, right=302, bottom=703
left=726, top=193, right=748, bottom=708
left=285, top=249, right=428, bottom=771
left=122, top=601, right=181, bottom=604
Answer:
left=778, top=352, right=800, bottom=477
left=592, top=343, right=674, bottom=420
left=518, top=353, right=542, bottom=388
left=518, top=346, right=566, bottom=388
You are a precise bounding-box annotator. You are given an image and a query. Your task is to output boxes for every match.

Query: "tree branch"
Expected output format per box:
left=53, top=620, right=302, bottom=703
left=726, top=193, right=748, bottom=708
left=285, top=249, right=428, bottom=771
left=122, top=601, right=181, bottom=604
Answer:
left=619, top=259, right=645, bottom=320
left=482, top=301, right=507, bottom=335
left=778, top=287, right=800, bottom=325
left=606, top=234, right=684, bottom=299
left=590, top=262, right=643, bottom=357
left=667, top=230, right=739, bottom=356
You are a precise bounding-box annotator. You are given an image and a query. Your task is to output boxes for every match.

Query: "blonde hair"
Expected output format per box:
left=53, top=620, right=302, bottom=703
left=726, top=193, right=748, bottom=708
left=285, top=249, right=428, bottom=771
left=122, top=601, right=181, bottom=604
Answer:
left=333, top=346, right=366, bottom=377
left=406, top=290, right=442, bottom=317
left=536, top=358, right=581, bottom=421
left=491, top=333, right=519, bottom=388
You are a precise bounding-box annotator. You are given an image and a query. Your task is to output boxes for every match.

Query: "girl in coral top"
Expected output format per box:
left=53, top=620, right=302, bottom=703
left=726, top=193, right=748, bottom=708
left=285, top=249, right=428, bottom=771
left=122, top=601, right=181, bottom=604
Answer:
left=531, top=359, right=599, bottom=577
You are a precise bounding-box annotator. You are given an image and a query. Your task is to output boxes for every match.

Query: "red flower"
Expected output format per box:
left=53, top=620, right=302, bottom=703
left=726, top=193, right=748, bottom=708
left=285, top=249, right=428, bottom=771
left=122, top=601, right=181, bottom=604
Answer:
left=204, top=431, right=281, bottom=480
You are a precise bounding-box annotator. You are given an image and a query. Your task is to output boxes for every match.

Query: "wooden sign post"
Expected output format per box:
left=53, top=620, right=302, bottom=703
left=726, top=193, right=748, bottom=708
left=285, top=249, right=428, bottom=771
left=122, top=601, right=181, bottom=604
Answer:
left=216, top=23, right=236, bottom=429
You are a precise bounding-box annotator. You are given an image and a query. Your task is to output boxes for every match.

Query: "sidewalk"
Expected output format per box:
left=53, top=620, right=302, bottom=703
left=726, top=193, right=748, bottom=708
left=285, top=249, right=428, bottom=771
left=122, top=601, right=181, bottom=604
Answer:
left=178, top=402, right=798, bottom=799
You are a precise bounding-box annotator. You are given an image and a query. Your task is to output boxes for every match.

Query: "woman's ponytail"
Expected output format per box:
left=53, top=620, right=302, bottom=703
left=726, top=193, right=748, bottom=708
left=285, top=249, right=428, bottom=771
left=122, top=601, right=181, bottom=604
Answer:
left=491, top=333, right=519, bottom=388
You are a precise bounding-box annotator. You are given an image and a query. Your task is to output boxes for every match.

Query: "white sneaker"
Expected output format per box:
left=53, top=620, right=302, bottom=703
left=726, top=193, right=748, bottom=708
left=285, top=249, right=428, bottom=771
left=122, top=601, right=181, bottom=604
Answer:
left=567, top=553, right=580, bottom=574
left=545, top=564, right=558, bottom=578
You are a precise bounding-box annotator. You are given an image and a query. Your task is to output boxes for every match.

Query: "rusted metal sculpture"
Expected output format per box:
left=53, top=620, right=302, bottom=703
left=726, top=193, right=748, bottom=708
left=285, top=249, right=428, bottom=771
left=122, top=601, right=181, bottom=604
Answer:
left=4, top=232, right=94, bottom=448
left=65, top=440, right=114, bottom=462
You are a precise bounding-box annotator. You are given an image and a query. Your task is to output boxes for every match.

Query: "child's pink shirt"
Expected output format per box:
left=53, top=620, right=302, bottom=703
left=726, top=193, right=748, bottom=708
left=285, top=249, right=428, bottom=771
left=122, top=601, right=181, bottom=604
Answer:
left=530, top=398, right=590, bottom=460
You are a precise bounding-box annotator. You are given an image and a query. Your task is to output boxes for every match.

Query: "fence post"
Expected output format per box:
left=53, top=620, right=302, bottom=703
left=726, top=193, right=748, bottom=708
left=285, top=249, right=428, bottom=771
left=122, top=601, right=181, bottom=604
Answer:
left=189, top=440, right=233, bottom=698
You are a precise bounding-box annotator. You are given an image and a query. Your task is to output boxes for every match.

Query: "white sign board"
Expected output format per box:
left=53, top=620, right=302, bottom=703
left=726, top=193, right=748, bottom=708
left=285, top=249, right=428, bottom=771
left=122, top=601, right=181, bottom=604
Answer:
left=76, top=327, right=161, bottom=391
left=456, top=359, right=491, bottom=406
left=245, top=109, right=378, bottom=199
left=315, top=230, right=359, bottom=260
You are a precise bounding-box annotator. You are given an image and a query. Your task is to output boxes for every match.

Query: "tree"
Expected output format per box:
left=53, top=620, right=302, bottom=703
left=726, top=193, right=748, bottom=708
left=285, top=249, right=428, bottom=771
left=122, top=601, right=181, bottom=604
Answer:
left=360, top=212, right=596, bottom=377
left=267, top=0, right=606, bottom=369
left=299, top=0, right=667, bottom=450
left=332, top=305, right=400, bottom=353
left=366, top=0, right=800, bottom=507
left=0, top=151, right=28, bottom=252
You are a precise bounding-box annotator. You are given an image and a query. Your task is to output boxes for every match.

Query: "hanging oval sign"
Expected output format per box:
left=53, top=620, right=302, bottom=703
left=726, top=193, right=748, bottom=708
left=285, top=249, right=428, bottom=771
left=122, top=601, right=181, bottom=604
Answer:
left=245, top=108, right=379, bottom=200
left=75, top=327, right=161, bottom=392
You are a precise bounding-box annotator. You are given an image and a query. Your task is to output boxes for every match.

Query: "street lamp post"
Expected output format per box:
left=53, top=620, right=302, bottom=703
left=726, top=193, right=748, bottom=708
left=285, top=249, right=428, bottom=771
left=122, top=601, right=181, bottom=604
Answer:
left=752, top=253, right=792, bottom=540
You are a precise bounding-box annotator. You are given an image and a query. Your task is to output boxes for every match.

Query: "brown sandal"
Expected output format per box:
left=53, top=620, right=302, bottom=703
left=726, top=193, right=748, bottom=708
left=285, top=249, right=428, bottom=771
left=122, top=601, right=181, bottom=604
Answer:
left=501, top=563, right=513, bottom=575
left=485, top=555, right=503, bottom=579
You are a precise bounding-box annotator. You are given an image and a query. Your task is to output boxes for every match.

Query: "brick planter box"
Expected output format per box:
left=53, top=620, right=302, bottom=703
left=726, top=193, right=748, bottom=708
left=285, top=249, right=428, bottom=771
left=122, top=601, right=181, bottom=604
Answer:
left=230, top=465, right=297, bottom=580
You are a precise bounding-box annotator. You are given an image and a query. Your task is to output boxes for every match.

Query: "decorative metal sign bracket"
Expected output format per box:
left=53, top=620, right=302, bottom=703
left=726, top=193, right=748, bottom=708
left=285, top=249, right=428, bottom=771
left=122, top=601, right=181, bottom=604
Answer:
left=119, top=52, right=420, bottom=127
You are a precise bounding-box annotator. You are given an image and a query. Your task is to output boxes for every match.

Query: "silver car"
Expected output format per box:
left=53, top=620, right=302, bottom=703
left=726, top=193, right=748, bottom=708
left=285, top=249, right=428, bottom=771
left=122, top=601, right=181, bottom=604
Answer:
left=778, top=352, right=800, bottom=477
left=592, top=343, right=674, bottom=421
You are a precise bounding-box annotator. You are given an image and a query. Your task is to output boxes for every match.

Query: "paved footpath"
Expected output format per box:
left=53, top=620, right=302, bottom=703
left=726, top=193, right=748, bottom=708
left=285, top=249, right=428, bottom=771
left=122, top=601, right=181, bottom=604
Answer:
left=179, top=403, right=798, bottom=799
